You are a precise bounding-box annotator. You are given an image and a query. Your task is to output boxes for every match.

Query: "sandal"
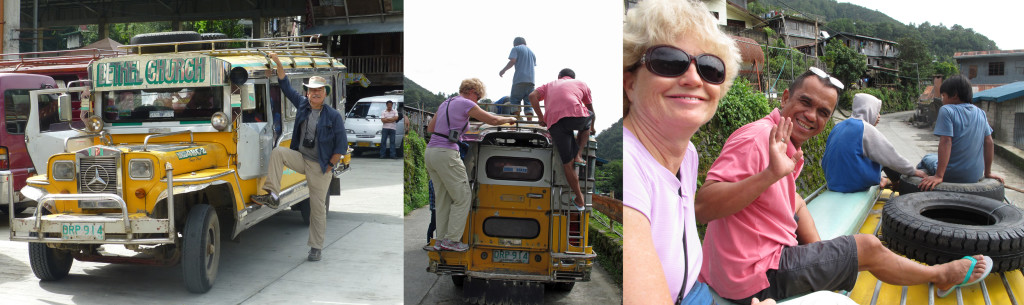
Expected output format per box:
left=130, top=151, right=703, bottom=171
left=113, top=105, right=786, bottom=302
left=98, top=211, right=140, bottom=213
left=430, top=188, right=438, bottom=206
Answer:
left=936, top=255, right=994, bottom=298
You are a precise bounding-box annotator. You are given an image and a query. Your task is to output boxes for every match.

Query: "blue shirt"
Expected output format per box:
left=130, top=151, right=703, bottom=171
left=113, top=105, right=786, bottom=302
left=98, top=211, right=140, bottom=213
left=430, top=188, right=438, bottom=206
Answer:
left=823, top=119, right=882, bottom=192
left=509, top=44, right=536, bottom=84
left=279, top=76, right=349, bottom=174
left=933, top=103, right=992, bottom=183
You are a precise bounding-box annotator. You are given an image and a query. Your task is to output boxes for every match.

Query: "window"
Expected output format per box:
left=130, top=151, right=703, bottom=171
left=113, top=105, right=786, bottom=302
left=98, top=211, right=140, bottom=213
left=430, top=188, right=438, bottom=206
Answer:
left=1015, top=61, right=1024, bottom=75
left=99, top=87, right=222, bottom=123
left=969, top=65, right=978, bottom=79
left=483, top=217, right=540, bottom=239
left=710, top=11, right=719, bottom=20
left=726, top=19, right=745, bottom=28
left=989, top=62, right=1005, bottom=76
left=485, top=156, right=544, bottom=181
left=5, top=89, right=56, bottom=134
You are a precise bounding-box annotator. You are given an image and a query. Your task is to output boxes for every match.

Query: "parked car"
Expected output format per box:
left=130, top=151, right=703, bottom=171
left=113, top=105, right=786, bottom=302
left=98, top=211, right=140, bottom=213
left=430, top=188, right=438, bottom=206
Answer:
left=345, top=91, right=405, bottom=156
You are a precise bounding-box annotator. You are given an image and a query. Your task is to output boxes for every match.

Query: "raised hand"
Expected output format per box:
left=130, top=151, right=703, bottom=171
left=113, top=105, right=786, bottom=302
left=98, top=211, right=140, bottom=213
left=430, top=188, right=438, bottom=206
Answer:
left=766, top=117, right=802, bottom=180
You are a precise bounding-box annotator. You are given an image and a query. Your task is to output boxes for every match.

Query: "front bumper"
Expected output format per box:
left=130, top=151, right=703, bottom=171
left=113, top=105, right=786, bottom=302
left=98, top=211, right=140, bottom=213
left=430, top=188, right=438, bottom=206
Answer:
left=9, top=193, right=175, bottom=245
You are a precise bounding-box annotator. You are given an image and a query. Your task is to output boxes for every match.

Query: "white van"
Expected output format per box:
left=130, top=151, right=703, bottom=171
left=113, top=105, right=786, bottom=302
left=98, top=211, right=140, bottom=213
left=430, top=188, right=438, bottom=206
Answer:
left=345, top=90, right=405, bottom=155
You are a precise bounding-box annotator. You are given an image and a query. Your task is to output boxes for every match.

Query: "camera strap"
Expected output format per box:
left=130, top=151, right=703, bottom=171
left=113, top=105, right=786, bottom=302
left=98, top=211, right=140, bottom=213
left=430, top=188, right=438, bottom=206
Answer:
left=432, top=97, right=468, bottom=143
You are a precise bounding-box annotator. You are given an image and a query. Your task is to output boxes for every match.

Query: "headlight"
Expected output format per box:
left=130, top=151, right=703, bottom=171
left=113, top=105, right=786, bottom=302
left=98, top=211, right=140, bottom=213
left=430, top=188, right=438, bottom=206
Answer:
left=129, top=159, right=154, bottom=180
left=211, top=112, right=229, bottom=131
left=347, top=129, right=354, bottom=134
left=52, top=161, right=75, bottom=181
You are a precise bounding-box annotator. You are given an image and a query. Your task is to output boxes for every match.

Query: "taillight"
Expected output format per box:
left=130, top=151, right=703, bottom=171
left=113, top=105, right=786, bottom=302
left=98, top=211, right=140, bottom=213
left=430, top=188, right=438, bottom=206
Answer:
left=0, top=147, right=8, bottom=170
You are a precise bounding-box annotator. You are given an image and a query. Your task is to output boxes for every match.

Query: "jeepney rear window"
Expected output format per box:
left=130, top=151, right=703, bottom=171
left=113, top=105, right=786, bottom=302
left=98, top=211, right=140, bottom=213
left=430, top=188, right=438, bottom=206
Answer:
left=5, top=89, right=57, bottom=134
left=485, top=156, right=544, bottom=181
left=483, top=217, right=540, bottom=239
left=100, top=87, right=222, bottom=122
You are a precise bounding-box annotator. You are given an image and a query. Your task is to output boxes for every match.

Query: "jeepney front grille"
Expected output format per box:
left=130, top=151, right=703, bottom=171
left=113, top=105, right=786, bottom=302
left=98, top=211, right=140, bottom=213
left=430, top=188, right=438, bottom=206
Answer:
left=553, top=270, right=586, bottom=281
left=78, top=156, right=119, bottom=194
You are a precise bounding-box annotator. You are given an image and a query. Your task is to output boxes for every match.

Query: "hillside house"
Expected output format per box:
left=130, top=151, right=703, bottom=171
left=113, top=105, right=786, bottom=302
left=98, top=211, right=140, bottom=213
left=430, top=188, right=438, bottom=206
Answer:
left=955, top=50, right=1024, bottom=86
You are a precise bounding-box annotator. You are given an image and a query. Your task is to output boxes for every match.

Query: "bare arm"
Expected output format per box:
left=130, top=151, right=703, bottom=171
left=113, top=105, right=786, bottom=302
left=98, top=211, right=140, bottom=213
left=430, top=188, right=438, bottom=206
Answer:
left=426, top=114, right=437, bottom=134
left=794, top=195, right=820, bottom=244
left=984, top=135, right=1004, bottom=184
left=468, top=105, right=515, bottom=126
left=499, top=58, right=517, bottom=77
left=527, top=90, right=545, bottom=125
left=694, top=117, right=802, bottom=223
left=623, top=207, right=672, bottom=304
left=586, top=103, right=596, bottom=133
left=269, top=53, right=286, bottom=80
left=920, top=136, right=952, bottom=190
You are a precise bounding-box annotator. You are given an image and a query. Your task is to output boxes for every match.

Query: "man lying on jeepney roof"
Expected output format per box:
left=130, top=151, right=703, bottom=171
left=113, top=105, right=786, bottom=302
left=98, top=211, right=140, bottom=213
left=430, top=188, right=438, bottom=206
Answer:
left=694, top=68, right=994, bottom=304
left=821, top=93, right=926, bottom=193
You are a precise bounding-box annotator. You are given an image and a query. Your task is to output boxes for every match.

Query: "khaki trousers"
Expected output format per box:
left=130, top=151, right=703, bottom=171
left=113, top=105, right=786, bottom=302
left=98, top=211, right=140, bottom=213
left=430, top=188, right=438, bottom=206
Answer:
left=262, top=146, right=332, bottom=249
left=424, top=147, right=472, bottom=241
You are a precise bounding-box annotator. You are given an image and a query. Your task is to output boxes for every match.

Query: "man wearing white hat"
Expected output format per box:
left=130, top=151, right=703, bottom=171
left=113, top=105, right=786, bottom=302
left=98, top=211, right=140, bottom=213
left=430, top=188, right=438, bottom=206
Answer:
left=252, top=52, right=348, bottom=262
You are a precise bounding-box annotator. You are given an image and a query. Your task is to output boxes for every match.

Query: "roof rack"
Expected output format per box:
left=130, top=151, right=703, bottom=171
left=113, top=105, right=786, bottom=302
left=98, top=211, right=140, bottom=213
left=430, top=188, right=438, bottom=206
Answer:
left=0, top=48, right=126, bottom=72
left=119, top=34, right=329, bottom=55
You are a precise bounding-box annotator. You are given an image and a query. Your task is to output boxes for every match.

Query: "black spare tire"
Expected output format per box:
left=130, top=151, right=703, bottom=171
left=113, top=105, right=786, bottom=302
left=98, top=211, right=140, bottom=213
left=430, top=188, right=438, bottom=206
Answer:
left=130, top=31, right=202, bottom=53
left=200, top=33, right=230, bottom=50
left=897, top=175, right=1004, bottom=201
left=881, top=192, right=1024, bottom=272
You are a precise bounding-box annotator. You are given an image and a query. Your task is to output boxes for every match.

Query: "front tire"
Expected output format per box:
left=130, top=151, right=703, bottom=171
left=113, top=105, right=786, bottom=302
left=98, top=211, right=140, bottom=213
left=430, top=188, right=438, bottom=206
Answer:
left=182, top=204, right=221, bottom=293
left=28, top=243, right=73, bottom=281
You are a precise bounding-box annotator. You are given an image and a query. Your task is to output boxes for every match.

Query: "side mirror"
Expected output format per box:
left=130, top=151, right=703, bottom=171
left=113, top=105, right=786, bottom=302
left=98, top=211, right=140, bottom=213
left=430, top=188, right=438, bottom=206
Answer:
left=58, top=94, right=72, bottom=122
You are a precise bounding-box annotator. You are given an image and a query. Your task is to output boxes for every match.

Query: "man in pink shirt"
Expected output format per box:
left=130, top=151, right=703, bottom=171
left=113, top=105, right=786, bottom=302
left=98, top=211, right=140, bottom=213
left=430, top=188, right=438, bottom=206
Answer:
left=695, top=68, right=993, bottom=303
left=529, top=68, right=595, bottom=209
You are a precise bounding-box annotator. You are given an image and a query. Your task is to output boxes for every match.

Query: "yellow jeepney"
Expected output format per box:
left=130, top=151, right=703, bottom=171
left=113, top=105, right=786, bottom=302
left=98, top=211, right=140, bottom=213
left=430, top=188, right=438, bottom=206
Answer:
left=426, top=114, right=597, bottom=304
left=5, top=35, right=351, bottom=293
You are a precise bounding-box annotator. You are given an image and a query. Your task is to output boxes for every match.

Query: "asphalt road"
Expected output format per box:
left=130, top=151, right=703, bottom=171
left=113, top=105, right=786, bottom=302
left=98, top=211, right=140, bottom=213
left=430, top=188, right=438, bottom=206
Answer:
left=402, top=206, right=623, bottom=304
left=0, top=156, right=405, bottom=304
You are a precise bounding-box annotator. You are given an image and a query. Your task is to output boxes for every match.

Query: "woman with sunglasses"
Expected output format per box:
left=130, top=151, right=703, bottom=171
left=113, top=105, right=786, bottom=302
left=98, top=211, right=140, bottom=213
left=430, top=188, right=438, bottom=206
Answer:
left=622, top=0, right=752, bottom=304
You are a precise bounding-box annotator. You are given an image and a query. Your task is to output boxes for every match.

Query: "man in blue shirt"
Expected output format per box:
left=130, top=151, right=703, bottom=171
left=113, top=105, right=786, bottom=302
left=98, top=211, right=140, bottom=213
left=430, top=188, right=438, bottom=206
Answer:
left=499, top=37, right=536, bottom=119
left=918, top=76, right=1004, bottom=190
left=251, top=52, right=348, bottom=261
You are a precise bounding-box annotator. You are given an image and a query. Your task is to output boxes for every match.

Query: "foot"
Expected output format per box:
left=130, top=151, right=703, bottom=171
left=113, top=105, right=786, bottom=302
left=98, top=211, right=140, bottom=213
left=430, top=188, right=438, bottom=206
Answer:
left=251, top=193, right=279, bottom=209
left=936, top=255, right=992, bottom=296
left=308, top=248, right=322, bottom=261
left=437, top=239, right=469, bottom=252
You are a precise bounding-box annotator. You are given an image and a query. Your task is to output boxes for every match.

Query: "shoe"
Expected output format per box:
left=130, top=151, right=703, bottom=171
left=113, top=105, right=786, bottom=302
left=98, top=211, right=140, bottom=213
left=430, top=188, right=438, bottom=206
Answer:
left=937, top=255, right=993, bottom=298
left=308, top=248, right=322, bottom=261
left=437, top=239, right=469, bottom=252
left=251, top=193, right=279, bottom=209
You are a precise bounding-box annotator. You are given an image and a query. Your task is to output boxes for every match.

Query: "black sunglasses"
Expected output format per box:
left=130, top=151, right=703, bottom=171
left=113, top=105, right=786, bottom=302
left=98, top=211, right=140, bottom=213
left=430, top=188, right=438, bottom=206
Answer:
left=638, top=45, right=726, bottom=84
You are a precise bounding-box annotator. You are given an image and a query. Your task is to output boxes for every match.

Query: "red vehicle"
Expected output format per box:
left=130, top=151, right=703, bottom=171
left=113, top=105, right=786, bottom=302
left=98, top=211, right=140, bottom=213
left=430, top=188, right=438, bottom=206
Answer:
left=0, top=73, right=58, bottom=214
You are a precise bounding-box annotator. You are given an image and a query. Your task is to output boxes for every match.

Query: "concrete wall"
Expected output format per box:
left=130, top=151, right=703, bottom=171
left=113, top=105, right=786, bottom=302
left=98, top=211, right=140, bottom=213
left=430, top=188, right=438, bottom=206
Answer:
left=958, top=55, right=1024, bottom=85
left=980, top=98, right=1024, bottom=145
left=4, top=0, right=19, bottom=55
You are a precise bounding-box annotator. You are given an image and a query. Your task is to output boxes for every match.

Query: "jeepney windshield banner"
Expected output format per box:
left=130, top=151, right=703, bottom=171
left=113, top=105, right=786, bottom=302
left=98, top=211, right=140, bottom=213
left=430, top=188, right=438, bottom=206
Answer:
left=93, top=55, right=227, bottom=90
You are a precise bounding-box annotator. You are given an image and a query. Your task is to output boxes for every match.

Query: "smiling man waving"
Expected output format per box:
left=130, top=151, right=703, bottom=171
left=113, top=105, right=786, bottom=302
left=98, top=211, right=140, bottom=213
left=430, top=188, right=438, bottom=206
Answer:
left=694, top=67, right=993, bottom=303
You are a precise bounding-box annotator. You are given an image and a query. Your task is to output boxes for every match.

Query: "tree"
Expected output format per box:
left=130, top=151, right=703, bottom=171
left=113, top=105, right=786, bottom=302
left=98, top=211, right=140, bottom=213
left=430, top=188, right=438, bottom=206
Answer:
left=934, top=61, right=960, bottom=78
left=822, top=41, right=867, bottom=87
left=596, top=160, right=623, bottom=200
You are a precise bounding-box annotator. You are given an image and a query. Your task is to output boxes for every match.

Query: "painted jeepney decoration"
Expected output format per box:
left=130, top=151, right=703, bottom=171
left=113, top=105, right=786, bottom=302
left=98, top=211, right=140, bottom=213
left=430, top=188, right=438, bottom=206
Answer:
left=7, top=35, right=351, bottom=294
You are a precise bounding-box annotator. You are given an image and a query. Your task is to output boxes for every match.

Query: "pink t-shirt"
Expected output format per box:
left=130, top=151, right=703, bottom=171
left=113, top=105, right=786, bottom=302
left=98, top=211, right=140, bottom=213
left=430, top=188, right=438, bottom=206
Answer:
left=532, top=77, right=592, bottom=127
left=622, top=127, right=702, bottom=301
left=380, top=109, right=398, bottom=130
left=698, top=109, right=804, bottom=300
left=427, top=96, right=476, bottom=151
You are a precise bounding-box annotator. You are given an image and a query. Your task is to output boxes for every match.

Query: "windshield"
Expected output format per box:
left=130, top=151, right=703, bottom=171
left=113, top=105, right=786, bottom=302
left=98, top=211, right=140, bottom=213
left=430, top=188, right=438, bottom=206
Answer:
left=347, top=102, right=387, bottom=119
left=101, top=87, right=222, bottom=122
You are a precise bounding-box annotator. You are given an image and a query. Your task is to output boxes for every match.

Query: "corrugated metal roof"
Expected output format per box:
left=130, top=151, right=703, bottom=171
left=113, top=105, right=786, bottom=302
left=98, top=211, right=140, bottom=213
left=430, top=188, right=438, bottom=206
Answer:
left=973, top=81, right=1024, bottom=103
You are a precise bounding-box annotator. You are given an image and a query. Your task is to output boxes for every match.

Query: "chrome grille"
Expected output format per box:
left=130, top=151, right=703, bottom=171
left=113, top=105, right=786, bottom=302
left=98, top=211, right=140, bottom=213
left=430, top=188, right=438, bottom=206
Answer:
left=78, top=156, right=119, bottom=194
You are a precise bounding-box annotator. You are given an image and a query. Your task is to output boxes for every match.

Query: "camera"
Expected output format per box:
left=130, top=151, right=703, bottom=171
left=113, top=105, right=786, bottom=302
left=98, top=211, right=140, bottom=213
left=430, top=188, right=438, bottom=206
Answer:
left=302, top=138, right=315, bottom=148
left=446, top=130, right=461, bottom=143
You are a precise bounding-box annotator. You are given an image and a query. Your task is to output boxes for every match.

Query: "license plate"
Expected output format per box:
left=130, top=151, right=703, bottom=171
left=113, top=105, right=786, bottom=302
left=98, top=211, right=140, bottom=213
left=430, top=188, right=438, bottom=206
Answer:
left=62, top=223, right=105, bottom=240
left=492, top=249, right=529, bottom=264
left=357, top=142, right=371, bottom=147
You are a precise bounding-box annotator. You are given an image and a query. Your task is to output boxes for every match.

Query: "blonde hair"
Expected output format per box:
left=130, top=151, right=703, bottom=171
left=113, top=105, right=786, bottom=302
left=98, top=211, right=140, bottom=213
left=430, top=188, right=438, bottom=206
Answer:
left=459, top=78, right=487, bottom=100
left=623, top=0, right=742, bottom=117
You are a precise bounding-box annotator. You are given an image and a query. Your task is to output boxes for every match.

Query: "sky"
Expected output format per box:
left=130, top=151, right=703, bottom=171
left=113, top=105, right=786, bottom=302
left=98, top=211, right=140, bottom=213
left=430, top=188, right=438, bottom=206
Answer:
left=840, top=0, right=1024, bottom=50
left=404, top=0, right=623, bottom=133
